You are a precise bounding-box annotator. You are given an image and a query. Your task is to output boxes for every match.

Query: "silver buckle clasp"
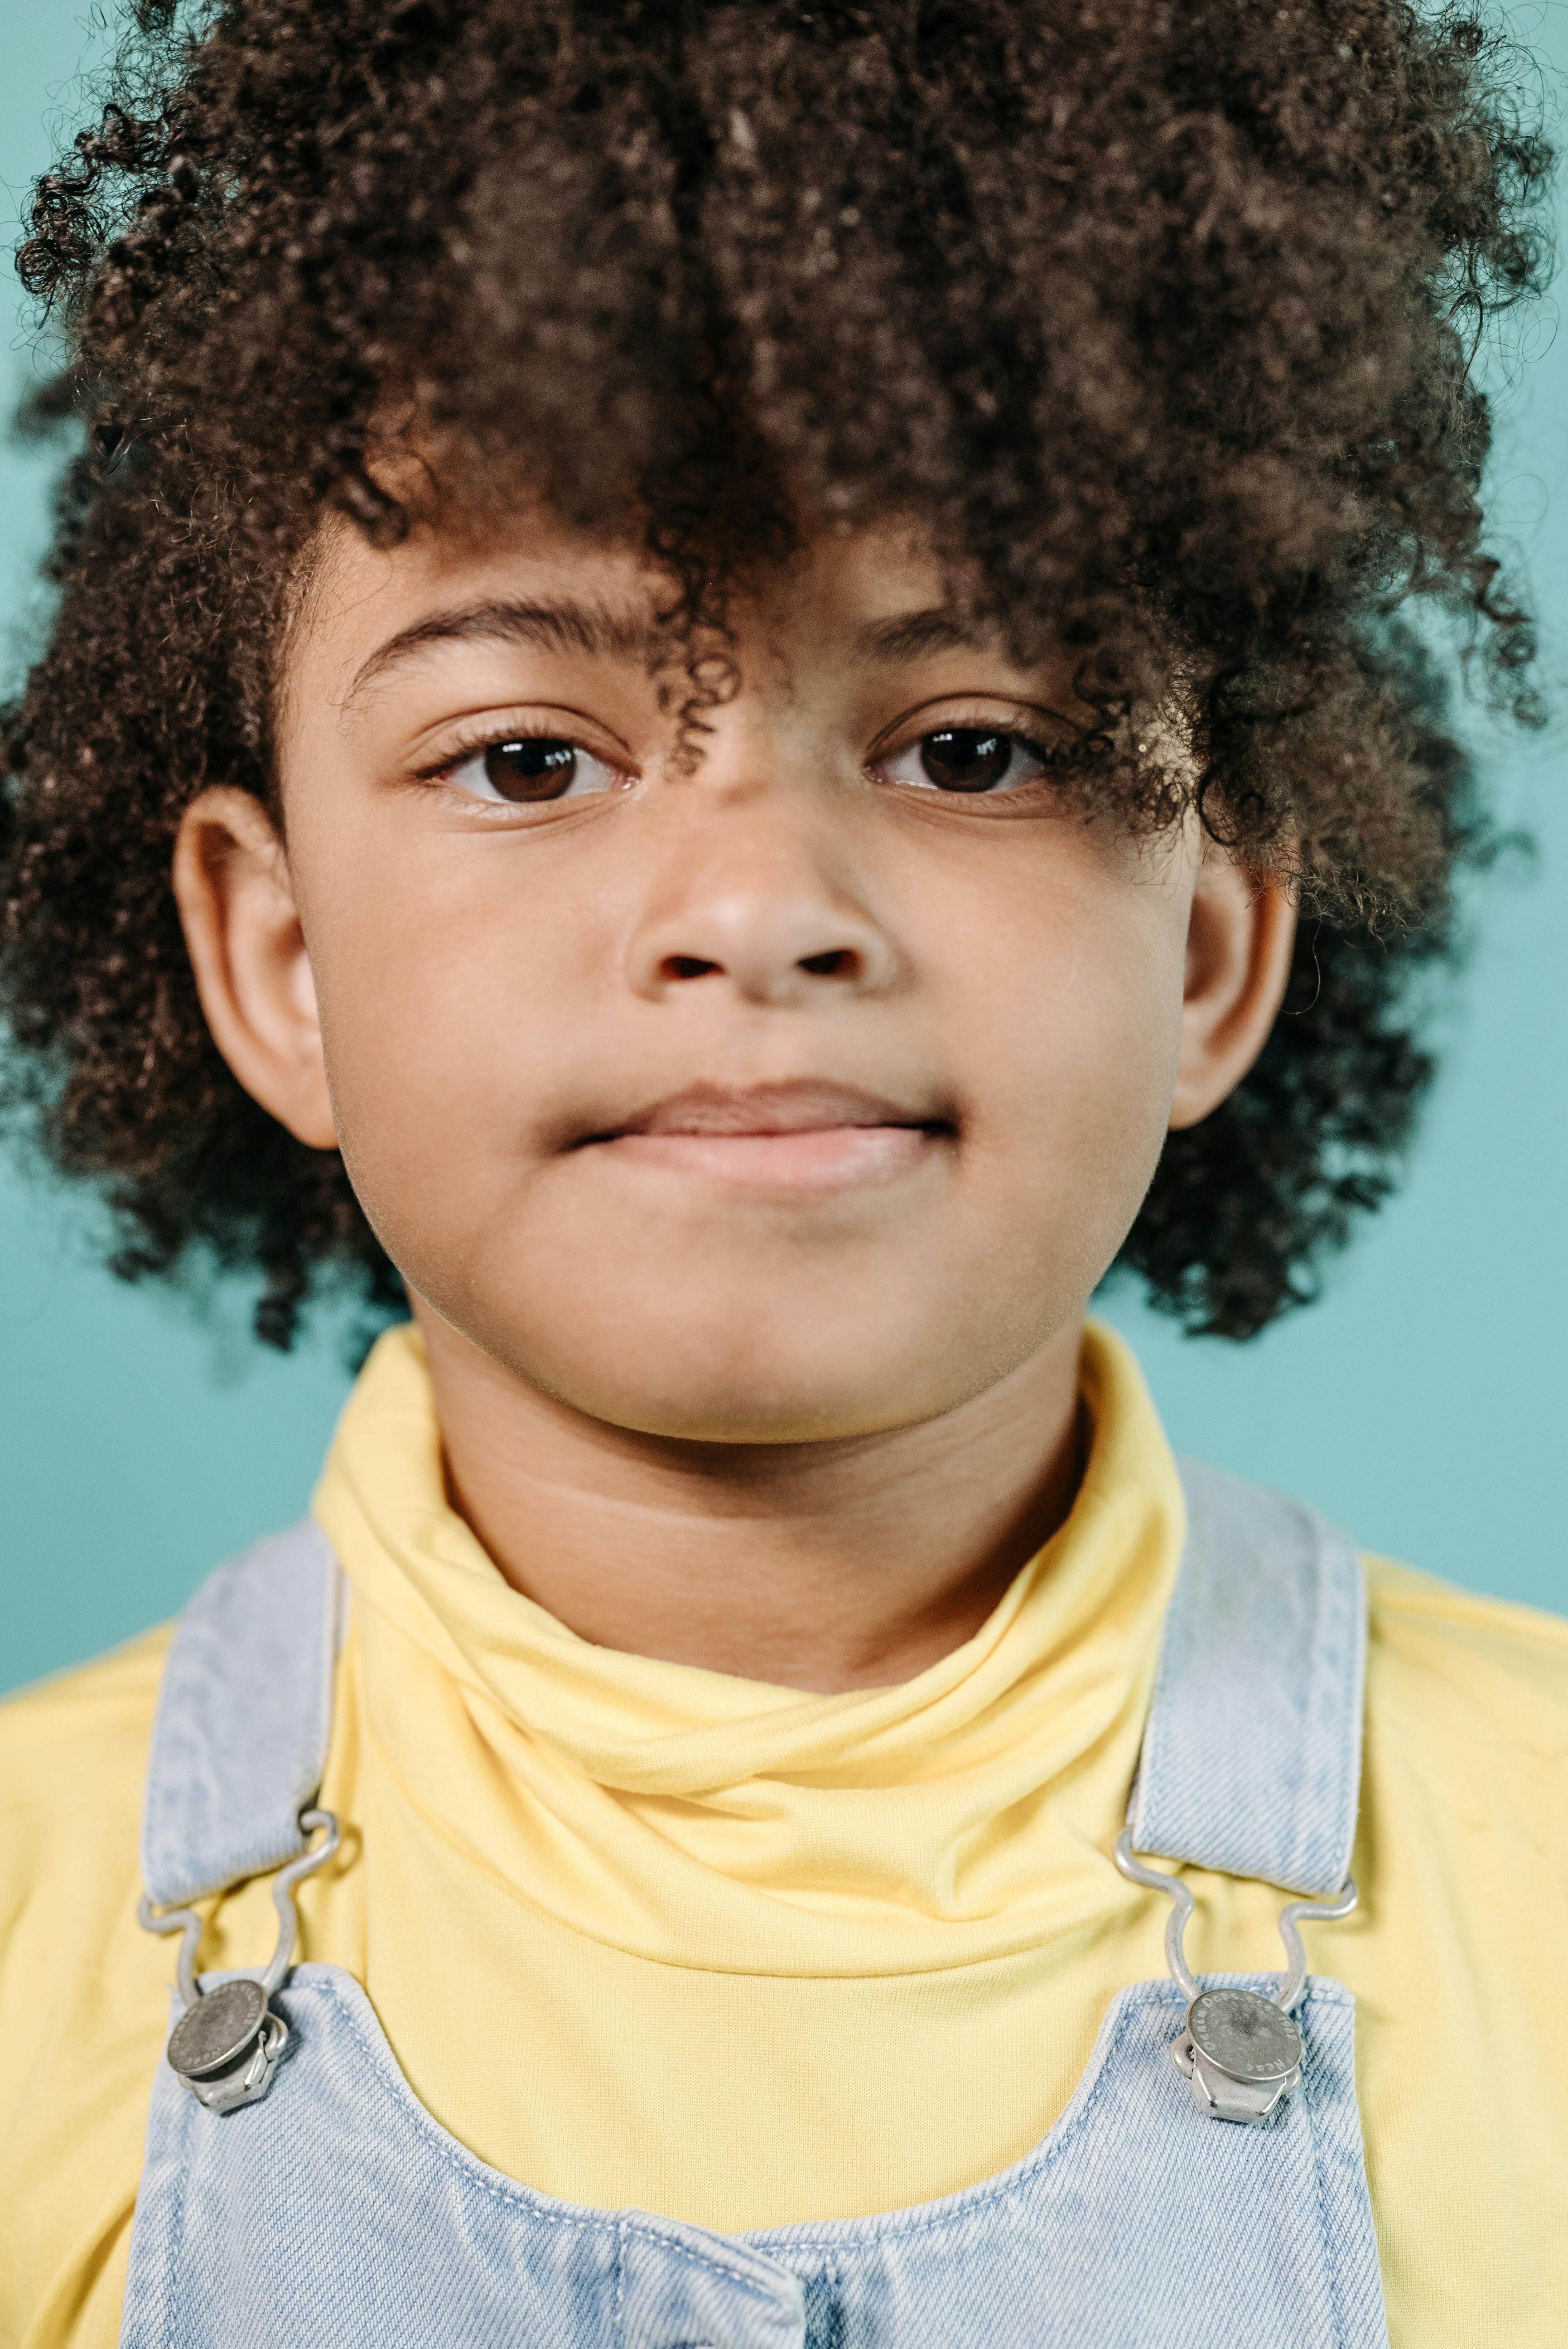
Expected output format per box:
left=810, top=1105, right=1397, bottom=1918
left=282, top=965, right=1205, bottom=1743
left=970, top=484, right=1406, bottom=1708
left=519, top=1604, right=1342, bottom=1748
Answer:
left=1113, top=1827, right=1356, bottom=2124
left=139, top=1807, right=339, bottom=2112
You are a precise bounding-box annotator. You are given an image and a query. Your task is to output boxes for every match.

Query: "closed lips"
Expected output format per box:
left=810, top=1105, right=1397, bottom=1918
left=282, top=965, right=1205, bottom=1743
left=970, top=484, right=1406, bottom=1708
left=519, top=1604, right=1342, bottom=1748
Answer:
left=578, top=1081, right=954, bottom=1192
left=587, top=1080, right=950, bottom=1141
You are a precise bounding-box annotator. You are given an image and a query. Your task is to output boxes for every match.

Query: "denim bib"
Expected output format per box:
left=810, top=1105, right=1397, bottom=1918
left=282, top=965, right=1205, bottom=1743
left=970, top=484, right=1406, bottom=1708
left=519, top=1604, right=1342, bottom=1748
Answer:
left=121, top=1461, right=1389, bottom=2348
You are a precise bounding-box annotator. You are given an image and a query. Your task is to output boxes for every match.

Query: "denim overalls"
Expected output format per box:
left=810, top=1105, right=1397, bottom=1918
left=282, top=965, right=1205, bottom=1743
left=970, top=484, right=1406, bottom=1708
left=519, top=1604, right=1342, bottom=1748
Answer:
left=121, top=1460, right=1389, bottom=2347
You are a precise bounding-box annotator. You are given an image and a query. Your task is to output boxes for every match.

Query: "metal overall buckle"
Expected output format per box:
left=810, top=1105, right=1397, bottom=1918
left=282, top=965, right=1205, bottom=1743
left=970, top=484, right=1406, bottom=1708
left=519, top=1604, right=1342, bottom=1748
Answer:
left=138, top=1808, right=339, bottom=2113
left=1113, top=1828, right=1356, bottom=2124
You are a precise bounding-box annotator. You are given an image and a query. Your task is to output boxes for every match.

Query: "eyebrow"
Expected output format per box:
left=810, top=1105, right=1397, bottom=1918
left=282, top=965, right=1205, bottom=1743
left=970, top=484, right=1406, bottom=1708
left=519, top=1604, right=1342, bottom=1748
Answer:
left=346, top=596, right=662, bottom=704
left=346, top=594, right=991, bottom=706
left=853, top=607, right=988, bottom=662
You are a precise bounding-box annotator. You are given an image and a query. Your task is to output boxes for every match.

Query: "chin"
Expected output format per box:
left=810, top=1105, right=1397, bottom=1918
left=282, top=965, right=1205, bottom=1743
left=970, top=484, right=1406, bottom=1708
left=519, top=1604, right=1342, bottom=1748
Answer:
left=425, top=1250, right=1064, bottom=1445
left=509, top=1336, right=963, bottom=1448
left=631, top=1396, right=915, bottom=1446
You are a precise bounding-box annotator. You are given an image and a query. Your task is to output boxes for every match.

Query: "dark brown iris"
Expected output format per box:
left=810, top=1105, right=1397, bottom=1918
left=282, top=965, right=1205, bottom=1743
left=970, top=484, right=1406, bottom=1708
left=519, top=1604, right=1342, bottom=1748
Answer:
left=918, top=729, right=1014, bottom=791
left=484, top=739, right=579, bottom=800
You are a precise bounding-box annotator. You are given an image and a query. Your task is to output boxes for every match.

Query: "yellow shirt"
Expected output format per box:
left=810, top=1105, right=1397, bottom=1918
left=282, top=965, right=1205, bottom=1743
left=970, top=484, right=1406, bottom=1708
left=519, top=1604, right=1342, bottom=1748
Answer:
left=2, top=1322, right=1566, bottom=2347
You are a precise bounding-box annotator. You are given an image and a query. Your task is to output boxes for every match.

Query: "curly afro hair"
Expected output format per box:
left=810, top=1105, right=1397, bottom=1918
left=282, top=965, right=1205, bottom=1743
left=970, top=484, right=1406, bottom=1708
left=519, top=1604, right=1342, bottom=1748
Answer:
left=0, top=0, right=1554, bottom=1349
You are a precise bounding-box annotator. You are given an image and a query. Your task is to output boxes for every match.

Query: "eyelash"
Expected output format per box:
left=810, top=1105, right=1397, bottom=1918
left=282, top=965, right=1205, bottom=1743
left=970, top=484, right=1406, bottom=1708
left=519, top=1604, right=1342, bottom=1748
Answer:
left=422, top=725, right=574, bottom=775
left=416, top=714, right=1071, bottom=803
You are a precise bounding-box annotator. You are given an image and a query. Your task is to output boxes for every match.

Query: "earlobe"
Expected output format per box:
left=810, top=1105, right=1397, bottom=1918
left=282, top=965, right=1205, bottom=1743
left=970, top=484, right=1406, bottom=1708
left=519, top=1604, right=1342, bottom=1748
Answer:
left=171, top=787, right=339, bottom=1150
left=1168, top=853, right=1297, bottom=1132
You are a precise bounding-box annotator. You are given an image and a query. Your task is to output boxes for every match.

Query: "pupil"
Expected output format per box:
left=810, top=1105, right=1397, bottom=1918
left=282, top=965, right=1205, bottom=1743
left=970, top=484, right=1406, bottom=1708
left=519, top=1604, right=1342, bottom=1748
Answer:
left=919, top=729, right=1012, bottom=791
left=483, top=739, right=578, bottom=801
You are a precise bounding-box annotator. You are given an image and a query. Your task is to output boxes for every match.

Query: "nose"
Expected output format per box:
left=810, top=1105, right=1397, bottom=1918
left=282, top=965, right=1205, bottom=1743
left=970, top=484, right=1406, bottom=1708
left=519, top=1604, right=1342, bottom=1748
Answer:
left=623, top=823, right=900, bottom=1005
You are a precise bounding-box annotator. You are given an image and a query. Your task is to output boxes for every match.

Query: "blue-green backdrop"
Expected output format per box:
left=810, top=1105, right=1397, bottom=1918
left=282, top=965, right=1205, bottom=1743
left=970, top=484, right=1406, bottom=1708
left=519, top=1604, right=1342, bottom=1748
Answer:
left=3, top=5, right=1566, bottom=1694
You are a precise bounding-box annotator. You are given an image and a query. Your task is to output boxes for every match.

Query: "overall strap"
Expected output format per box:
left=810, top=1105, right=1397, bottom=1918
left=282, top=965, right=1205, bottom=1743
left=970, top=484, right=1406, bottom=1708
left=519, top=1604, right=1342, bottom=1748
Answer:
left=141, top=1521, right=344, bottom=1909
left=1128, top=1459, right=1366, bottom=1898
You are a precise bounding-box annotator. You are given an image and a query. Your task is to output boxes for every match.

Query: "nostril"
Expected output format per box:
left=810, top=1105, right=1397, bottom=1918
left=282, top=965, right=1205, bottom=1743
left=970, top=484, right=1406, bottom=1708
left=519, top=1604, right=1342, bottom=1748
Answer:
left=799, top=948, right=859, bottom=979
left=661, top=955, right=724, bottom=982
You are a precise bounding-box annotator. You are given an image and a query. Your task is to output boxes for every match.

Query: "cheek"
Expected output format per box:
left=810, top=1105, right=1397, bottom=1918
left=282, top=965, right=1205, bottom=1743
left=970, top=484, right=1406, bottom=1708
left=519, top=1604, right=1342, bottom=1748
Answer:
left=299, top=838, right=580, bottom=1257
left=941, top=868, right=1187, bottom=1242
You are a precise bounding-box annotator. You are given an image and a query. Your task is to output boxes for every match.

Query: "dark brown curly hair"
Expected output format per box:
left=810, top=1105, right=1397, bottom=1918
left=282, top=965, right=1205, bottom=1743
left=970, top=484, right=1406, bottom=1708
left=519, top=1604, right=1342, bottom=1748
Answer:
left=0, top=0, right=1554, bottom=1349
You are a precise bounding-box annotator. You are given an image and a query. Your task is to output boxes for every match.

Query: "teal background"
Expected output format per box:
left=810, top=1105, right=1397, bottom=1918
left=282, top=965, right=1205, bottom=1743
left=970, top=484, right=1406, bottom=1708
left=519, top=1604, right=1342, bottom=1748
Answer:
left=2, top=7, right=1565, bottom=1694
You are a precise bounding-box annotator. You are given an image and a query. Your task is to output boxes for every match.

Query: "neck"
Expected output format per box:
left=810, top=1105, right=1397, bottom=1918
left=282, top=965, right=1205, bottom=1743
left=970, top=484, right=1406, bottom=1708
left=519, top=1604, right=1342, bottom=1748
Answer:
left=410, top=1306, right=1087, bottom=1692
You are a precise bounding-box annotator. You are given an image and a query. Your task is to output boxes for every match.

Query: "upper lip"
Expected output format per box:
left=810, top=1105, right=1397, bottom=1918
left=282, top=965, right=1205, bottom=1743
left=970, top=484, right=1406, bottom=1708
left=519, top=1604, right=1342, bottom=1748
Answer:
left=589, top=1080, right=948, bottom=1139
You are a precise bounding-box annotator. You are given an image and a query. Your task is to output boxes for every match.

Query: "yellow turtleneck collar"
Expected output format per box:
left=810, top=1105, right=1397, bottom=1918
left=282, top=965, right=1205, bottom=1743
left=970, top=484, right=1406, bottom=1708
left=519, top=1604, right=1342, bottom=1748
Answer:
left=314, top=1318, right=1184, bottom=1977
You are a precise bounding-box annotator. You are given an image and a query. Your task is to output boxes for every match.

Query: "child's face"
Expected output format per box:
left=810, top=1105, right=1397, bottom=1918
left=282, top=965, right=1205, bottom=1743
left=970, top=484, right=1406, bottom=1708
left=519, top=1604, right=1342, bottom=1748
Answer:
left=179, top=508, right=1293, bottom=1442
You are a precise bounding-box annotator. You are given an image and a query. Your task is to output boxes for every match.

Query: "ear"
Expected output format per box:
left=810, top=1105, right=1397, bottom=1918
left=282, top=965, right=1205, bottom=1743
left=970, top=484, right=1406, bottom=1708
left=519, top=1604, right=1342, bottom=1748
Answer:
left=1168, top=848, right=1297, bottom=1131
left=171, top=787, right=338, bottom=1149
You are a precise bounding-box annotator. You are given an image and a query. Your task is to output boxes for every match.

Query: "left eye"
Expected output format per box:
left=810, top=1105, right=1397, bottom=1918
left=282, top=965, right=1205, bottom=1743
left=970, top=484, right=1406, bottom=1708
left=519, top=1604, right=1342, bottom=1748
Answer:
left=875, top=727, right=1049, bottom=793
left=445, top=737, right=622, bottom=805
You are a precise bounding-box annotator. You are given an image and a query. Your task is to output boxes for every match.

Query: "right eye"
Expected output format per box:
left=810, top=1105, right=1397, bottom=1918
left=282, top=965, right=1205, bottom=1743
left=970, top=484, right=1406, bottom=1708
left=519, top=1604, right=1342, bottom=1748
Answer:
left=444, top=736, right=623, bottom=805
left=874, top=726, right=1051, bottom=794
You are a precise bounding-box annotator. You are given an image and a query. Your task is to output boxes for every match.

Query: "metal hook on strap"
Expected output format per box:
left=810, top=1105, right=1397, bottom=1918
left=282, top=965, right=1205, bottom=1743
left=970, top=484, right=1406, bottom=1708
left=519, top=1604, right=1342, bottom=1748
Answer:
left=1113, top=1827, right=1357, bottom=2124
left=138, top=1808, right=339, bottom=2113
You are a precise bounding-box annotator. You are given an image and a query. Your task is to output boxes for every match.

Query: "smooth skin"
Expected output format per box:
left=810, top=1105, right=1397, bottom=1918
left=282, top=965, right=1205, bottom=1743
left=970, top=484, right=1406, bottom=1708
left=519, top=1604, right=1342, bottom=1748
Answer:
left=173, top=510, right=1296, bottom=1692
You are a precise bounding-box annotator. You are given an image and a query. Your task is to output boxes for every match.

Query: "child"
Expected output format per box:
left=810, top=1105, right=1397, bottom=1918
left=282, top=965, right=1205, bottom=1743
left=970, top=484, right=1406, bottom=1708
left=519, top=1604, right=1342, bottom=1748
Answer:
left=1, top=1, right=1564, bottom=2342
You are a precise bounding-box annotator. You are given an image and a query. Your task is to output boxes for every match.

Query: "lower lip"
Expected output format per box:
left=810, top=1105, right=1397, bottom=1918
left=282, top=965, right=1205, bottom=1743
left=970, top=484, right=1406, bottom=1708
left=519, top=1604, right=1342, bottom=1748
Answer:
left=597, top=1125, right=938, bottom=1193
